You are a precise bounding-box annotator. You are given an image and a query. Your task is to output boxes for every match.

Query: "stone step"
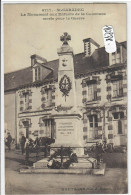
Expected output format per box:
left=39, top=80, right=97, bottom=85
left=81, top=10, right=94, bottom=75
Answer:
left=20, top=168, right=93, bottom=174
left=20, top=163, right=106, bottom=175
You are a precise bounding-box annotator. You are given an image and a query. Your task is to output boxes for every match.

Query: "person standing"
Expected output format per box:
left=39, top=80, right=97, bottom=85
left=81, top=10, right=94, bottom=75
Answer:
left=34, top=136, right=40, bottom=160
left=20, top=134, right=26, bottom=154
left=6, top=133, right=12, bottom=151
left=25, top=138, right=30, bottom=165
left=95, top=142, right=103, bottom=167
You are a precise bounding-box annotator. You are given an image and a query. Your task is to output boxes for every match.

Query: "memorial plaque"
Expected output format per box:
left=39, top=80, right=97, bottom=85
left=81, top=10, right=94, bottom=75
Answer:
left=55, top=119, right=78, bottom=145
left=57, top=122, right=74, bottom=136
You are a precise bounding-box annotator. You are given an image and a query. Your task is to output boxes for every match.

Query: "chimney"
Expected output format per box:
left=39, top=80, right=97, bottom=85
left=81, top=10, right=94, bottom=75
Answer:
left=83, top=38, right=100, bottom=57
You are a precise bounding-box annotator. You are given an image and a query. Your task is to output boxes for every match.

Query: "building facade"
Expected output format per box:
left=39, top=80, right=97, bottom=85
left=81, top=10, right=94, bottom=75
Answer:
left=4, top=34, right=127, bottom=147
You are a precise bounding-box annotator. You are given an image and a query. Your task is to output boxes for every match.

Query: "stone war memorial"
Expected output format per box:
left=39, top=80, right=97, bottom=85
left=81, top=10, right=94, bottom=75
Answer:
left=51, top=32, right=84, bottom=155
left=5, top=29, right=127, bottom=175
left=19, top=33, right=105, bottom=174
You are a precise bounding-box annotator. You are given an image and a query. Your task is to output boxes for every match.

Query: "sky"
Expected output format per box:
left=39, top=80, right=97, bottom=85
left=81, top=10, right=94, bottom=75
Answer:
left=4, top=3, right=126, bottom=73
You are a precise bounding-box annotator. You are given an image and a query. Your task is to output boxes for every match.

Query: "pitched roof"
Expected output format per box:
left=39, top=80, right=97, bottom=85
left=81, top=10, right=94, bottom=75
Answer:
left=74, top=47, right=109, bottom=76
left=4, top=41, right=126, bottom=92
left=4, top=67, right=32, bottom=92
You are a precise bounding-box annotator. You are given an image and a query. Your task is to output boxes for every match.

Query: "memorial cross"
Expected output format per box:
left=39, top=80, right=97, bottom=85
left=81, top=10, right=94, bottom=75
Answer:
left=60, top=32, right=71, bottom=45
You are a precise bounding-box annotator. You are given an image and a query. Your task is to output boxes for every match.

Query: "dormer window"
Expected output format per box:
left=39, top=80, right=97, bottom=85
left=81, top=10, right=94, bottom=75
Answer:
left=31, top=54, right=48, bottom=82
left=116, top=47, right=121, bottom=63
left=111, top=47, right=121, bottom=65
left=35, top=67, right=41, bottom=81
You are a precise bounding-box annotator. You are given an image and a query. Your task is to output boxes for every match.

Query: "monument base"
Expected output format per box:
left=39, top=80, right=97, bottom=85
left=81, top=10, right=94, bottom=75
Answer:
left=33, top=156, right=97, bottom=169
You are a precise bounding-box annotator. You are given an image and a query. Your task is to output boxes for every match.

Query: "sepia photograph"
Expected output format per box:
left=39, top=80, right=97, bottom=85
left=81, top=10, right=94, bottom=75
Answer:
left=3, top=3, right=127, bottom=194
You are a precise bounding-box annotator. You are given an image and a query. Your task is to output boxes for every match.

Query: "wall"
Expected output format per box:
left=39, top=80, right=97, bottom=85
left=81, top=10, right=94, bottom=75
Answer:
left=79, top=66, right=127, bottom=145
left=122, top=46, right=127, bottom=63
left=5, top=92, right=16, bottom=139
left=15, top=64, right=127, bottom=146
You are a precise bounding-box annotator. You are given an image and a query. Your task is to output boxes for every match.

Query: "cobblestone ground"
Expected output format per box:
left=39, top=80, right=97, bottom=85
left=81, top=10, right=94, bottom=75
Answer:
left=5, top=150, right=128, bottom=194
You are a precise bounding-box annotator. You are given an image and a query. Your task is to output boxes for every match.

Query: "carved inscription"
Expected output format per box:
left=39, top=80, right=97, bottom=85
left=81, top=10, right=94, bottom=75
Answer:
left=57, top=122, right=74, bottom=136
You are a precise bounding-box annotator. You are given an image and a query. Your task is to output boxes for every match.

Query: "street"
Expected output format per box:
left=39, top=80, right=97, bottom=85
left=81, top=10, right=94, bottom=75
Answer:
left=5, top=150, right=128, bottom=194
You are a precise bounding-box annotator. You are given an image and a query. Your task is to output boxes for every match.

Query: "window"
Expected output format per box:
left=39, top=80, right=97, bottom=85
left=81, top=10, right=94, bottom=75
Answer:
left=35, top=67, right=41, bottom=81
left=43, top=119, right=55, bottom=138
left=24, top=93, right=29, bottom=110
left=112, top=80, right=123, bottom=97
left=112, top=47, right=121, bottom=64
left=113, top=112, right=124, bottom=134
left=89, top=115, right=98, bottom=128
left=88, top=115, right=98, bottom=139
left=88, top=83, right=97, bottom=101
left=116, top=47, right=121, bottom=63
left=45, top=88, right=52, bottom=107
left=117, top=47, right=120, bottom=53
left=113, top=112, right=124, bottom=120
left=33, top=130, right=39, bottom=136
left=19, top=90, right=32, bottom=112
left=112, top=53, right=116, bottom=64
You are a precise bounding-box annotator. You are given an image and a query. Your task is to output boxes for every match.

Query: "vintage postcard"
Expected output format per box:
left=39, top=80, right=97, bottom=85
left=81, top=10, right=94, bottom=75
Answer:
left=3, top=3, right=127, bottom=194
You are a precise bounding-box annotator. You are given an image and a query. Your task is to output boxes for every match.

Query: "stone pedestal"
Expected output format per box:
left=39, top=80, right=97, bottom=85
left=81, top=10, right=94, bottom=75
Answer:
left=51, top=109, right=84, bottom=156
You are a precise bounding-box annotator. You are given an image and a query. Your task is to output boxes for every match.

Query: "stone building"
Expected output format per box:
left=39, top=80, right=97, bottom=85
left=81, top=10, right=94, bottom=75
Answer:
left=4, top=33, right=127, bottom=148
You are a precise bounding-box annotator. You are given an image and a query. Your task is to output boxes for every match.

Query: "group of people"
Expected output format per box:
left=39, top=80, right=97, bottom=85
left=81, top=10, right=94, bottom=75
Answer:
left=20, top=134, right=41, bottom=164
left=5, top=133, right=28, bottom=154
left=20, top=135, right=40, bottom=154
